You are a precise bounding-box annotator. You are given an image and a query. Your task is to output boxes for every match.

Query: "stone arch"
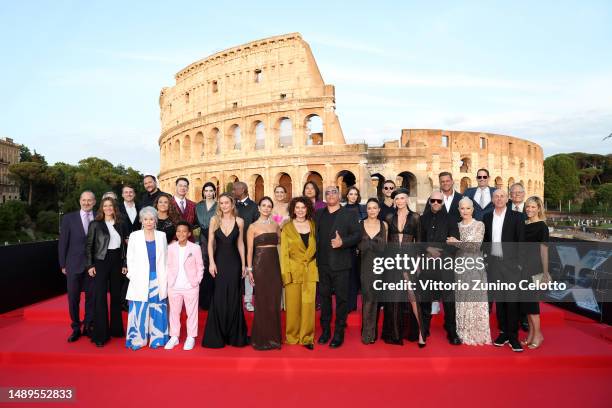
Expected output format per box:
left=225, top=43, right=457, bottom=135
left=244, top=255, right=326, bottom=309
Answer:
left=304, top=171, right=324, bottom=198
left=460, top=177, right=471, bottom=194
left=459, top=157, right=471, bottom=173
left=371, top=173, right=386, bottom=200
left=250, top=174, right=264, bottom=202
left=507, top=177, right=515, bottom=191
left=193, top=177, right=203, bottom=201
left=225, top=175, right=239, bottom=194
left=305, top=114, right=323, bottom=145
left=182, top=135, right=191, bottom=162
left=253, top=120, right=265, bottom=150
left=227, top=124, right=241, bottom=150
left=494, top=176, right=503, bottom=190
left=396, top=171, right=417, bottom=197
left=173, top=139, right=181, bottom=163
left=336, top=170, right=357, bottom=201
left=275, top=172, right=293, bottom=201
left=276, top=117, right=293, bottom=148
left=193, top=132, right=204, bottom=161
left=208, top=127, right=221, bottom=156
left=528, top=179, right=533, bottom=195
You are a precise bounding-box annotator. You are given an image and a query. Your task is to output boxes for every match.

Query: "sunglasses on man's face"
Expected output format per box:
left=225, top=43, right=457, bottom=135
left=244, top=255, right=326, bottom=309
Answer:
left=429, top=199, right=443, bottom=204
left=477, top=175, right=488, bottom=180
left=383, top=186, right=395, bottom=190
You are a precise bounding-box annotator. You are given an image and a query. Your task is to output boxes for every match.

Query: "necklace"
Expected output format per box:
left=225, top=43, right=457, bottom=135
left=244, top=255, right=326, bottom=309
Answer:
left=258, top=218, right=272, bottom=225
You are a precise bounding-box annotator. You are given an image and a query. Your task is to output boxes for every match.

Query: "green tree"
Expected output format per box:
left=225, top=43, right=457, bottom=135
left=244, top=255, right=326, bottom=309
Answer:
left=36, top=210, right=59, bottom=234
left=595, top=183, right=612, bottom=204
left=8, top=162, right=51, bottom=205
left=544, top=154, right=580, bottom=205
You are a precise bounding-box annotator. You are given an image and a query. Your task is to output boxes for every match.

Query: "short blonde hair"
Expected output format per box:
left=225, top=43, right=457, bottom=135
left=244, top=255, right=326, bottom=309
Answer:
left=525, top=196, right=546, bottom=221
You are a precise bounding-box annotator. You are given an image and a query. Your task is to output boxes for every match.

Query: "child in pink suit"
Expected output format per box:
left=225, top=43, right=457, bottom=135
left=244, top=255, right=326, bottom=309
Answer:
left=164, top=222, right=204, bottom=350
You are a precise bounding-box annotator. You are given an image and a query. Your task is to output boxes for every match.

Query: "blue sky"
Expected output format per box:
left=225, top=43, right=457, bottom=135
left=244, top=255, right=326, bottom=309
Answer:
left=1, top=0, right=610, bottom=175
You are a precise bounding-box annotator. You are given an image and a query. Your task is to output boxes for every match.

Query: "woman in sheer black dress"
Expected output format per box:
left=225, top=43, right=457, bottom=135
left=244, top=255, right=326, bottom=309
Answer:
left=382, top=188, right=426, bottom=347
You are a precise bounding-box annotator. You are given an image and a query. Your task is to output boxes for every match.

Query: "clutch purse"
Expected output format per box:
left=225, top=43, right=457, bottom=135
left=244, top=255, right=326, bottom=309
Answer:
left=531, top=273, right=545, bottom=285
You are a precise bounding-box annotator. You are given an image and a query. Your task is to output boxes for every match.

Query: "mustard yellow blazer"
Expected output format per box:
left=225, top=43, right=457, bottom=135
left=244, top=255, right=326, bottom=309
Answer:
left=280, top=220, right=318, bottom=285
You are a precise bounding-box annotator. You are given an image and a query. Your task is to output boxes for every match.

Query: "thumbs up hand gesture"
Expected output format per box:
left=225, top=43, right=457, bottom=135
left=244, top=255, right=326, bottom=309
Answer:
left=331, top=230, right=343, bottom=249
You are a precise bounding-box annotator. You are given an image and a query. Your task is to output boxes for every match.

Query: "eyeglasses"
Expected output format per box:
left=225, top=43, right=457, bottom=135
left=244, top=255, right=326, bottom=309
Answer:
left=429, top=199, right=443, bottom=204
left=477, top=175, right=489, bottom=180
left=383, top=186, right=395, bottom=190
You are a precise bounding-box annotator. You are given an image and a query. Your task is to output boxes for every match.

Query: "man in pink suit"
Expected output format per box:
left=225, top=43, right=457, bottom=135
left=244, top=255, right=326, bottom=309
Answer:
left=164, top=221, right=204, bottom=350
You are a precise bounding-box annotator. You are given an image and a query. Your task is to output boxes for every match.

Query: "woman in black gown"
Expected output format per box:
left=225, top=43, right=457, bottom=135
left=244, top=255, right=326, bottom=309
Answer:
left=202, top=193, right=248, bottom=348
left=522, top=196, right=549, bottom=349
left=383, top=188, right=425, bottom=347
left=359, top=198, right=387, bottom=344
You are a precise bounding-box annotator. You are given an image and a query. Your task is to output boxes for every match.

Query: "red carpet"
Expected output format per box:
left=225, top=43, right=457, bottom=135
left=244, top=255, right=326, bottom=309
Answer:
left=1, top=296, right=610, bottom=408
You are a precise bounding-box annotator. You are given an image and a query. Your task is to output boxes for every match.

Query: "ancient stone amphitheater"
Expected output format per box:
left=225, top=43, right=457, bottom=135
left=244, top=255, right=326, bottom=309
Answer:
left=158, top=33, right=543, bottom=211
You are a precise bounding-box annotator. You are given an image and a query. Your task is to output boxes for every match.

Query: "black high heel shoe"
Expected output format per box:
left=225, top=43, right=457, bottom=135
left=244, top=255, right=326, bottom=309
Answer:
left=418, top=341, right=426, bottom=349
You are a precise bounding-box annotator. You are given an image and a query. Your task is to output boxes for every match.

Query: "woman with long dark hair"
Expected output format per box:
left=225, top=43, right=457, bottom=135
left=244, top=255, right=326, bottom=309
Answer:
left=195, top=182, right=218, bottom=310
left=86, top=197, right=129, bottom=347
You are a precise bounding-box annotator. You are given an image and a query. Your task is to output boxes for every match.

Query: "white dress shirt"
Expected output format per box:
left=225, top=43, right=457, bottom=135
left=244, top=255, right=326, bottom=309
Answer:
left=491, top=207, right=506, bottom=257
left=174, top=245, right=191, bottom=290
left=174, top=195, right=186, bottom=212
left=124, top=202, right=137, bottom=223
left=474, top=187, right=491, bottom=209
left=511, top=201, right=524, bottom=213
left=443, top=191, right=455, bottom=213
left=106, top=220, right=122, bottom=250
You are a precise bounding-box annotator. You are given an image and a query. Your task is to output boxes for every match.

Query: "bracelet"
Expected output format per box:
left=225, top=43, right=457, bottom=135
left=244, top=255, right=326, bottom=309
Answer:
left=246, top=267, right=253, bottom=272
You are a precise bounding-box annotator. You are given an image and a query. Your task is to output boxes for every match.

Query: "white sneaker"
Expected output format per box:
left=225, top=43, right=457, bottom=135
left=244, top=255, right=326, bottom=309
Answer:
left=183, top=337, right=195, bottom=351
left=245, top=302, right=255, bottom=312
left=164, top=336, right=179, bottom=350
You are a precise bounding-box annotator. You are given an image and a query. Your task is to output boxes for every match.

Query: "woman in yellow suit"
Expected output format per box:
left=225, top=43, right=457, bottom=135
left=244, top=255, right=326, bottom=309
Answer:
left=281, top=196, right=318, bottom=350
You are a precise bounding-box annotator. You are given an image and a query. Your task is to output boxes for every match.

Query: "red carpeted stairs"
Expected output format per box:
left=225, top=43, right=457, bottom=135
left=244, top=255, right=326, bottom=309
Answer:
left=0, top=295, right=610, bottom=408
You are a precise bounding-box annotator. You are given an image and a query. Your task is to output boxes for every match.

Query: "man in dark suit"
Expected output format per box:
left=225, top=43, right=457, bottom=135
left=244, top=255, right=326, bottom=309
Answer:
left=420, top=190, right=462, bottom=344
left=483, top=188, right=525, bottom=352
left=315, top=185, right=361, bottom=348
left=141, top=175, right=165, bottom=208
left=463, top=168, right=496, bottom=221
left=233, top=181, right=259, bottom=312
left=424, top=172, right=463, bottom=223
left=506, top=182, right=528, bottom=331
left=58, top=190, right=96, bottom=342
left=119, top=184, right=141, bottom=233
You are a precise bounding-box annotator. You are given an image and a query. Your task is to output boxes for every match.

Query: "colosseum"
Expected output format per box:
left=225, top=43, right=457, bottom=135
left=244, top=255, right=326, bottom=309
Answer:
left=158, top=33, right=544, bottom=211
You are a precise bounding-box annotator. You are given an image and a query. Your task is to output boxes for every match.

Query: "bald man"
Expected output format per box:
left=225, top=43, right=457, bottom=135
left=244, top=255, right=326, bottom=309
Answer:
left=58, top=190, right=97, bottom=342
left=419, top=190, right=461, bottom=345
left=483, top=188, right=525, bottom=352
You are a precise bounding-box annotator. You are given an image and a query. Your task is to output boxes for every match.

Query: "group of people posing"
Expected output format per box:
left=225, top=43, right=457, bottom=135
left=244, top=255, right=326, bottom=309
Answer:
left=58, top=167, right=549, bottom=353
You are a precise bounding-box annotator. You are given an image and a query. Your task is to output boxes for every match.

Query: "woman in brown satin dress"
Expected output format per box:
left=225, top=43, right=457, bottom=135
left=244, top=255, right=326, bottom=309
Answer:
left=246, top=196, right=282, bottom=350
left=383, top=188, right=425, bottom=347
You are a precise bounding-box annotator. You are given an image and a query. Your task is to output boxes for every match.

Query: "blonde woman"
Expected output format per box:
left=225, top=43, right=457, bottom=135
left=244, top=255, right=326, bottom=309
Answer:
left=522, top=196, right=549, bottom=349
left=202, top=193, right=248, bottom=348
left=447, top=197, right=491, bottom=345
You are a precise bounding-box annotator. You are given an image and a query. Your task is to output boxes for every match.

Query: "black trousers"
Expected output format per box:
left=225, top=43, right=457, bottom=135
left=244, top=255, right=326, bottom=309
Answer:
left=487, top=257, right=520, bottom=340
left=319, top=265, right=350, bottom=332
left=67, top=269, right=94, bottom=332
left=199, top=234, right=215, bottom=310
left=92, top=249, right=124, bottom=342
left=418, top=268, right=457, bottom=337
left=347, top=250, right=361, bottom=312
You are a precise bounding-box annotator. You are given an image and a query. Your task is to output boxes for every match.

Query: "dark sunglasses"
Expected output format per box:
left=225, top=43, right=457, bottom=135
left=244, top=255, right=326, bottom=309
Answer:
left=383, top=186, right=395, bottom=190
left=477, top=175, right=489, bottom=179
left=429, top=199, right=443, bottom=204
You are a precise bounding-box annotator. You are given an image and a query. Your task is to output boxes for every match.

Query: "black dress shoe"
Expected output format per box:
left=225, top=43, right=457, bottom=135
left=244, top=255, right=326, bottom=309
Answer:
left=329, top=332, right=344, bottom=348
left=508, top=338, right=524, bottom=352
left=303, top=344, right=314, bottom=350
left=520, top=322, right=529, bottom=332
left=318, top=329, right=331, bottom=344
left=448, top=336, right=462, bottom=345
left=95, top=340, right=105, bottom=348
left=82, top=324, right=94, bottom=337
left=493, top=333, right=509, bottom=347
left=67, top=331, right=81, bottom=343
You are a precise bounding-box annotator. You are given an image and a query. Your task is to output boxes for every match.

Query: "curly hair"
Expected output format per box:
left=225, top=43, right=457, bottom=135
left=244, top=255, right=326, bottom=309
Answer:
left=154, top=193, right=180, bottom=224
left=288, top=196, right=314, bottom=220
